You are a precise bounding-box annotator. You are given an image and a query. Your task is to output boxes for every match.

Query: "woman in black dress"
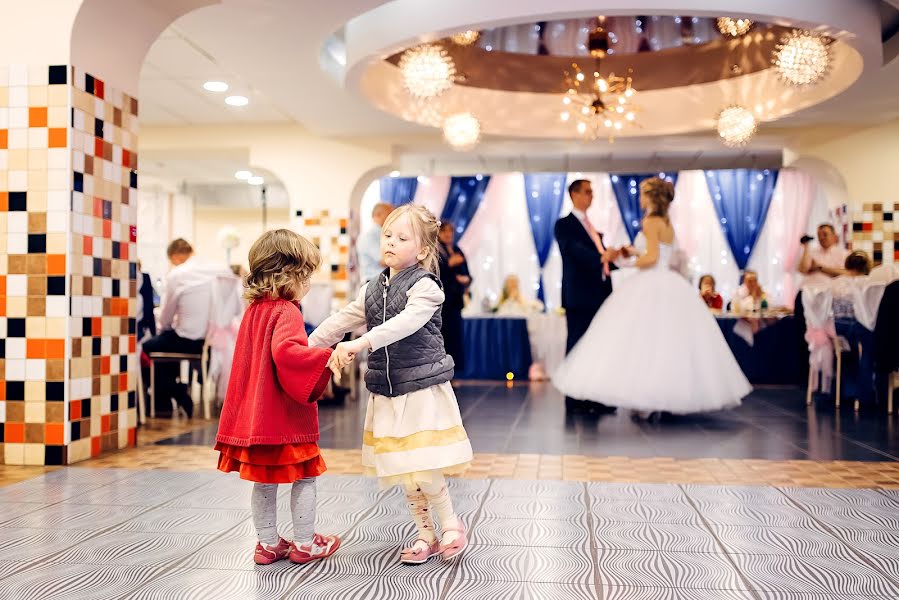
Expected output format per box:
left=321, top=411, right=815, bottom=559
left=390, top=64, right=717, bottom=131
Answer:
left=437, top=221, right=471, bottom=376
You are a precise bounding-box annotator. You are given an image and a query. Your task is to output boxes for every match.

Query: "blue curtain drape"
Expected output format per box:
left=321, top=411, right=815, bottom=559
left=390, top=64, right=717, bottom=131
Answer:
left=524, top=173, right=567, bottom=304
left=609, top=172, right=679, bottom=242
left=379, top=176, right=418, bottom=206
left=705, top=169, right=779, bottom=270
left=440, top=175, right=491, bottom=240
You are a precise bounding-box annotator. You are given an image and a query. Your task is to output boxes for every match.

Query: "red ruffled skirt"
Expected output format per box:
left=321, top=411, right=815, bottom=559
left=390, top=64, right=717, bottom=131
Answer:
left=215, top=442, right=326, bottom=484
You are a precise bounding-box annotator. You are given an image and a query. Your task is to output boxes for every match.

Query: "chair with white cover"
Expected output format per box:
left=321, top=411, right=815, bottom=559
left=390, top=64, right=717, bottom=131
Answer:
left=802, top=286, right=847, bottom=407
left=202, top=273, right=246, bottom=419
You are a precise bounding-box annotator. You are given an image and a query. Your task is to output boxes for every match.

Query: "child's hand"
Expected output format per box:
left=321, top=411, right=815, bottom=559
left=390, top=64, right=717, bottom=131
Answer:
left=327, top=354, right=342, bottom=384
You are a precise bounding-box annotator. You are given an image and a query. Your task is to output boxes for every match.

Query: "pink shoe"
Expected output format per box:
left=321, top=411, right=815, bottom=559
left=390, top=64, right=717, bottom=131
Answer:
left=289, top=533, right=341, bottom=564
left=439, top=523, right=468, bottom=560
left=400, top=538, right=441, bottom=564
left=253, top=538, right=291, bottom=565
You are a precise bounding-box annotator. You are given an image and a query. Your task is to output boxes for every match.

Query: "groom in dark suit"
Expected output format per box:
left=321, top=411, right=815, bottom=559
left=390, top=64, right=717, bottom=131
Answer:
left=554, top=179, right=617, bottom=415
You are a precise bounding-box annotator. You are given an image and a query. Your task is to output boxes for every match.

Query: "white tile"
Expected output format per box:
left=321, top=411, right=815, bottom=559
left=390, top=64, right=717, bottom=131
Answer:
left=49, top=190, right=69, bottom=211
left=72, top=150, right=84, bottom=173
left=5, top=359, right=26, bottom=381
left=6, top=337, right=26, bottom=359
left=25, top=359, right=47, bottom=382
left=46, top=296, right=69, bottom=317
left=0, top=107, right=8, bottom=128
left=48, top=168, right=68, bottom=191
left=0, top=401, right=5, bottom=422
left=8, top=130, right=27, bottom=149
left=27, top=128, right=48, bottom=148
left=48, top=148, right=68, bottom=169
left=7, top=213, right=28, bottom=234
left=47, top=211, right=68, bottom=233
left=102, top=278, right=112, bottom=297
left=9, top=106, right=28, bottom=127
left=8, top=86, right=28, bottom=107
left=112, top=145, right=122, bottom=164
left=8, top=64, right=27, bottom=85
left=0, top=319, right=6, bottom=338
left=0, top=149, right=6, bottom=170
left=6, top=274, right=27, bottom=296
left=83, top=174, right=94, bottom=195
left=95, top=97, right=105, bottom=117
left=28, top=65, right=48, bottom=85
left=8, top=170, right=27, bottom=188
left=24, top=401, right=45, bottom=422
left=48, top=106, right=67, bottom=128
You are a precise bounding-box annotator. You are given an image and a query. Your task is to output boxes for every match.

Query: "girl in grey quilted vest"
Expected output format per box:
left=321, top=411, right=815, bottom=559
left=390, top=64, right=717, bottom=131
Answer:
left=310, top=204, right=473, bottom=565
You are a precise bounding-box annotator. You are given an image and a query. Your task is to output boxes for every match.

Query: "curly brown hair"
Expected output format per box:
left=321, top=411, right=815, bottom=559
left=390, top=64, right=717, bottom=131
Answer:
left=244, top=229, right=321, bottom=302
left=640, top=177, right=675, bottom=219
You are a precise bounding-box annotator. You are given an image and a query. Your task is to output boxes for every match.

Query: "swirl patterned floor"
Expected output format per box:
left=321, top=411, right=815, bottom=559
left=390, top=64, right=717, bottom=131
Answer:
left=1, top=469, right=898, bottom=599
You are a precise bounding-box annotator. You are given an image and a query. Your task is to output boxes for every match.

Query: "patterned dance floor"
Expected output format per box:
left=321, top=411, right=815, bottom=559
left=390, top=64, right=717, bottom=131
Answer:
left=1, top=468, right=898, bottom=599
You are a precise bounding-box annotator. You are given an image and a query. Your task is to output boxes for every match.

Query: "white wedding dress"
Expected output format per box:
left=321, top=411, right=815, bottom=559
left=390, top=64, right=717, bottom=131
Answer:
left=553, top=234, right=751, bottom=414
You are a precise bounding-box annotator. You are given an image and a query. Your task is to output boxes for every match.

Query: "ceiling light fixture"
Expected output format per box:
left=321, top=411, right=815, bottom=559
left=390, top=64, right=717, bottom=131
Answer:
left=451, top=30, right=480, bottom=46
left=716, top=17, right=753, bottom=37
left=442, top=112, right=481, bottom=150
left=234, top=170, right=252, bottom=180
left=717, top=105, right=757, bottom=147
left=389, top=170, right=401, bottom=177
left=203, top=81, right=229, bottom=92
left=247, top=175, right=264, bottom=185
left=225, top=95, right=249, bottom=106
left=398, top=43, right=457, bottom=99
left=773, top=29, right=832, bottom=86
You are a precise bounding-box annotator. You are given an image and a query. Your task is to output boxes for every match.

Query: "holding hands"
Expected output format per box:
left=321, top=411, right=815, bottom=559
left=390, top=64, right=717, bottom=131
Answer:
left=327, top=338, right=371, bottom=381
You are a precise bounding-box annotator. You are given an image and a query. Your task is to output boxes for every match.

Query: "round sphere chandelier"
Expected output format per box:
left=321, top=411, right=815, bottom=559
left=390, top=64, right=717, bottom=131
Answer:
left=398, top=44, right=456, bottom=99
left=716, top=17, right=753, bottom=37
left=773, top=30, right=832, bottom=86
left=442, top=112, right=481, bottom=150
left=717, top=105, right=757, bottom=147
left=451, top=30, right=480, bottom=46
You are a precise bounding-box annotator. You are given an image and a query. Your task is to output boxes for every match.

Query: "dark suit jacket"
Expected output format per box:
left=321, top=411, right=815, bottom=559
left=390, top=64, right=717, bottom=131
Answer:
left=138, top=272, right=156, bottom=339
left=554, top=213, right=614, bottom=312
left=438, top=242, right=471, bottom=311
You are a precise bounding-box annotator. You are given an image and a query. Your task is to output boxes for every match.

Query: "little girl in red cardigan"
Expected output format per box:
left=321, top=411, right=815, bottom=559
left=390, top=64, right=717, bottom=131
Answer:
left=215, top=229, right=340, bottom=566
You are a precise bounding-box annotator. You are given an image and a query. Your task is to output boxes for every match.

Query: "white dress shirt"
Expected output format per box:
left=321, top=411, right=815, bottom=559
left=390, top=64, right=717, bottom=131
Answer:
left=804, top=244, right=849, bottom=288
left=158, top=256, right=233, bottom=340
left=358, top=226, right=383, bottom=282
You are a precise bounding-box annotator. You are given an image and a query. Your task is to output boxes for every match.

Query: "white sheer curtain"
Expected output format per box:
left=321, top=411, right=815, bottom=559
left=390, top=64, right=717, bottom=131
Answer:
left=414, top=176, right=451, bottom=219
left=459, top=173, right=541, bottom=313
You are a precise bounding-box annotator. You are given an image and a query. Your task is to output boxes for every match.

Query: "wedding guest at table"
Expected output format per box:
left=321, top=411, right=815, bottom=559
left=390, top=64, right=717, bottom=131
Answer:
left=496, top=275, right=544, bottom=316
left=698, top=274, right=723, bottom=312
left=359, top=202, right=394, bottom=283
left=438, top=221, right=471, bottom=375
left=832, top=250, right=873, bottom=319
left=732, top=270, right=767, bottom=315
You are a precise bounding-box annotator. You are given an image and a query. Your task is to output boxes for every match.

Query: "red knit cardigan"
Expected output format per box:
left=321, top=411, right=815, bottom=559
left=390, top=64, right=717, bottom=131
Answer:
left=216, top=299, right=332, bottom=447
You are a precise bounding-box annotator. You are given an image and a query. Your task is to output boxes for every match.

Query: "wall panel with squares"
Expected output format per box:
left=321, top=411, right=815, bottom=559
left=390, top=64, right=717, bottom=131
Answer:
left=0, top=64, right=138, bottom=466
left=295, top=209, right=350, bottom=308
left=851, top=202, right=897, bottom=266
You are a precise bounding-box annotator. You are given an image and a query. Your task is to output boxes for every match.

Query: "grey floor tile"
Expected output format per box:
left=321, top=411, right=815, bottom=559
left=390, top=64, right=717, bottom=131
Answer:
left=480, top=496, right=586, bottom=520
left=469, top=516, right=590, bottom=548
left=0, top=482, right=100, bottom=504
left=111, top=506, right=250, bottom=535
left=800, top=504, right=899, bottom=530
left=596, top=522, right=719, bottom=553
left=602, top=587, right=754, bottom=599
left=67, top=484, right=186, bottom=507
left=0, top=563, right=166, bottom=600
left=588, top=482, right=686, bottom=502
left=694, top=502, right=820, bottom=528
left=779, top=487, right=899, bottom=508
left=592, top=500, right=702, bottom=526
left=730, top=553, right=899, bottom=596
left=488, top=479, right=585, bottom=500
left=3, top=503, right=147, bottom=531
left=682, top=484, right=791, bottom=505
left=0, top=528, right=96, bottom=562
left=123, top=566, right=301, bottom=600
left=711, top=525, right=857, bottom=557
left=446, top=579, right=596, bottom=600
left=595, top=549, right=749, bottom=591
left=455, top=544, right=532, bottom=583
left=0, top=502, right=50, bottom=524
left=54, top=530, right=213, bottom=567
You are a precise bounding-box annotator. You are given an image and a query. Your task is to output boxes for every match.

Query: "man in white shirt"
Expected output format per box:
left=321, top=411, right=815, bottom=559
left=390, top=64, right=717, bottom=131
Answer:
left=143, top=239, right=232, bottom=418
left=799, top=223, right=849, bottom=288
left=358, top=203, right=393, bottom=282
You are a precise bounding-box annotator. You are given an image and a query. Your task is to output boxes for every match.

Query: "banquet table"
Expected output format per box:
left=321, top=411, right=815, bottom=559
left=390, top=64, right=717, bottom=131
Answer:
left=459, top=316, right=533, bottom=380
left=715, top=315, right=801, bottom=385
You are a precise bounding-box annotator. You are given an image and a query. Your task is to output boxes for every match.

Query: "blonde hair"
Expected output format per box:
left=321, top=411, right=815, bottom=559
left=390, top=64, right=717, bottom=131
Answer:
left=382, top=204, right=440, bottom=274
left=244, top=229, right=321, bottom=302
left=499, top=274, right=520, bottom=304
left=640, top=177, right=675, bottom=220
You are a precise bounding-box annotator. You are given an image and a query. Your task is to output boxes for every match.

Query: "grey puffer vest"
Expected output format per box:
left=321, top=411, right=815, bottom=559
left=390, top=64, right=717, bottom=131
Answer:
left=364, top=266, right=455, bottom=396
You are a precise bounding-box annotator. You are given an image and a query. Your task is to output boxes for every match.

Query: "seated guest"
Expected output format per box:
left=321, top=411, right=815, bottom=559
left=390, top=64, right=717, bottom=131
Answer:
left=698, top=274, right=724, bottom=312
left=732, top=270, right=767, bottom=314
left=143, top=239, right=236, bottom=418
left=832, top=250, right=872, bottom=319
left=358, top=202, right=393, bottom=283
left=496, top=274, right=544, bottom=315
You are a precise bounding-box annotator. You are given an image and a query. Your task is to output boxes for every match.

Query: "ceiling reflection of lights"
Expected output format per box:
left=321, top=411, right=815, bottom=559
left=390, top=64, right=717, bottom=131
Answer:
left=442, top=112, right=481, bottom=150
left=234, top=170, right=252, bottom=180
left=717, top=105, right=757, bottom=147
left=398, top=44, right=456, bottom=99
left=716, top=17, right=753, bottom=37
left=247, top=175, right=264, bottom=185
left=203, top=81, right=229, bottom=92
left=773, top=30, right=832, bottom=86
left=225, top=95, right=249, bottom=106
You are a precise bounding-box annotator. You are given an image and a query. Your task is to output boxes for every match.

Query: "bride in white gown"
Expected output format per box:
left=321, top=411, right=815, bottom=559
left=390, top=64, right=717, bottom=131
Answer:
left=553, top=177, right=751, bottom=416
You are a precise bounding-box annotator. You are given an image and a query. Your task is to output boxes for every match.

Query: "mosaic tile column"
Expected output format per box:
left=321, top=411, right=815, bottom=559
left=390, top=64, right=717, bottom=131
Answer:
left=0, top=65, right=139, bottom=465
left=851, top=202, right=897, bottom=266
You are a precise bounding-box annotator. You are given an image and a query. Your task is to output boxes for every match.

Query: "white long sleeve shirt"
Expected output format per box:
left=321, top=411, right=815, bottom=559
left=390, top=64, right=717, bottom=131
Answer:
left=158, top=256, right=234, bottom=340
left=309, top=277, right=444, bottom=351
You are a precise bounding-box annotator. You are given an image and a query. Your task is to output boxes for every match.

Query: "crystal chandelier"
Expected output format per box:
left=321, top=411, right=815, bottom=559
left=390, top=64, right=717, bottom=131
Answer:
left=560, top=62, right=637, bottom=139
left=717, top=105, right=757, bottom=147
left=451, top=30, right=480, bottom=46
left=716, top=17, right=753, bottom=37
left=773, top=30, right=832, bottom=86
left=398, top=44, right=457, bottom=99
left=442, top=112, right=481, bottom=150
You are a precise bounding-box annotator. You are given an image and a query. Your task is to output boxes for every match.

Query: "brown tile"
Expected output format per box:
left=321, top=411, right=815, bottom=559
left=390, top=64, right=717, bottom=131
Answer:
left=46, top=403, right=65, bottom=424
left=27, top=297, right=46, bottom=316
left=8, top=255, right=27, bottom=274
left=92, top=357, right=101, bottom=376
left=71, top=338, right=82, bottom=358
left=101, top=259, right=111, bottom=277
left=113, top=107, right=122, bottom=127
left=92, top=377, right=101, bottom=395
left=26, top=254, right=47, bottom=275
left=27, top=213, right=47, bottom=233
left=25, top=423, right=44, bottom=444
left=83, top=277, right=92, bottom=295
left=46, top=360, right=65, bottom=381
left=110, top=414, right=119, bottom=432
left=129, top=281, right=137, bottom=297
left=120, top=319, right=128, bottom=335
left=111, top=338, right=119, bottom=354
left=6, top=402, right=25, bottom=422
left=27, top=276, right=47, bottom=295
left=85, top=155, right=93, bottom=175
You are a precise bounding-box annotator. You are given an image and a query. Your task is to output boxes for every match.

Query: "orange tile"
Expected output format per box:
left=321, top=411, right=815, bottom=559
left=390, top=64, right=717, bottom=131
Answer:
left=101, top=415, right=110, bottom=433
left=0, top=297, right=5, bottom=317
left=128, top=427, right=137, bottom=447
left=0, top=129, right=7, bottom=149
left=26, top=339, right=46, bottom=359
left=46, top=339, right=65, bottom=360
left=5, top=423, right=24, bottom=443
left=0, top=276, right=5, bottom=295
left=101, top=356, right=110, bottom=375
left=91, top=317, right=101, bottom=336
left=45, top=423, right=64, bottom=445
left=83, top=236, right=92, bottom=256
left=0, top=191, right=7, bottom=210
left=48, top=128, right=66, bottom=148
left=28, top=107, right=48, bottom=127
left=47, top=255, right=66, bottom=275
left=70, top=401, right=81, bottom=420
left=91, top=437, right=101, bottom=457
left=119, top=373, right=128, bottom=392
left=102, top=220, right=111, bottom=239
left=129, top=336, right=136, bottom=353
left=94, top=137, right=104, bottom=158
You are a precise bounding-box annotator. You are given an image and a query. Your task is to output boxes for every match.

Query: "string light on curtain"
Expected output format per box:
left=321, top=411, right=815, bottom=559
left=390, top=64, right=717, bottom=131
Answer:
left=399, top=43, right=457, bottom=99
left=442, top=112, right=481, bottom=149
left=716, top=17, right=753, bottom=37
left=773, top=30, right=832, bottom=86
left=716, top=105, right=757, bottom=147
left=451, top=30, right=480, bottom=46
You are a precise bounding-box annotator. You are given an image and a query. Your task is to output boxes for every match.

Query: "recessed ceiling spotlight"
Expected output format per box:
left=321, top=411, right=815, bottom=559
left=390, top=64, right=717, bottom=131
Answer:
left=225, top=95, right=249, bottom=107
left=247, top=175, right=264, bottom=185
left=235, top=170, right=252, bottom=180
left=203, top=81, right=229, bottom=92
left=389, top=170, right=400, bottom=177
